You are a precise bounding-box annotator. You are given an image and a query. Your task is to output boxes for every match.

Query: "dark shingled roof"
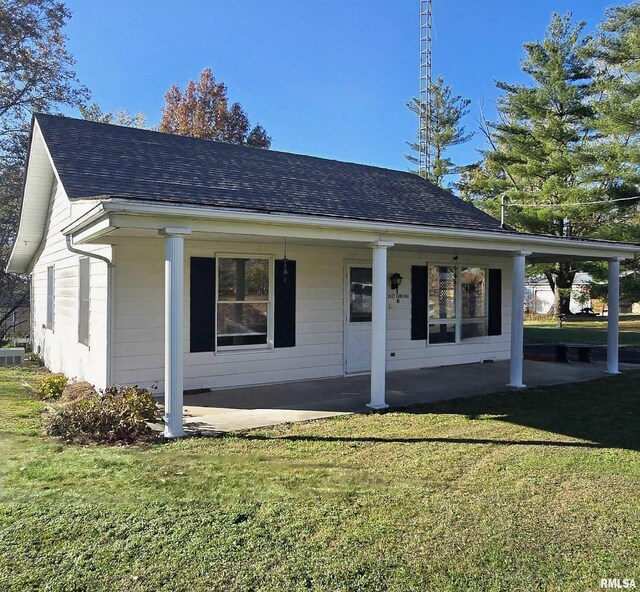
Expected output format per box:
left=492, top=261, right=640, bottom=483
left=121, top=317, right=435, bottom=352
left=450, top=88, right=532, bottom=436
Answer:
left=35, top=113, right=507, bottom=233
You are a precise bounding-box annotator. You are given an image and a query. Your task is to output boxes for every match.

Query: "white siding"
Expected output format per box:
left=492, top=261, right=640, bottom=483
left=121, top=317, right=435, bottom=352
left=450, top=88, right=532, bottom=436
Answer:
left=113, top=239, right=512, bottom=393
left=385, top=253, right=512, bottom=371
left=30, top=180, right=111, bottom=388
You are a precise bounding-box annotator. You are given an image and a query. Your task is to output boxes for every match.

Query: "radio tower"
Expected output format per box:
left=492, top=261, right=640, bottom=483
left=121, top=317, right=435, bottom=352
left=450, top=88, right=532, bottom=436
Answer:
left=419, top=0, right=432, bottom=179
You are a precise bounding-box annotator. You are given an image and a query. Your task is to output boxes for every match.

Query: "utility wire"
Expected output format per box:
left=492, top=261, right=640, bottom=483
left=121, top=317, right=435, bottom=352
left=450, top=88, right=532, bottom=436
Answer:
left=504, top=195, right=640, bottom=208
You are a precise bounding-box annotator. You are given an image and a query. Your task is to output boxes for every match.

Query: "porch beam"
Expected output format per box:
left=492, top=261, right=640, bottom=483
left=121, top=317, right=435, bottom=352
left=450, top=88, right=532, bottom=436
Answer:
left=368, top=240, right=394, bottom=409
left=607, top=257, right=623, bottom=375
left=99, top=207, right=637, bottom=261
left=507, top=251, right=530, bottom=389
left=159, top=227, right=191, bottom=438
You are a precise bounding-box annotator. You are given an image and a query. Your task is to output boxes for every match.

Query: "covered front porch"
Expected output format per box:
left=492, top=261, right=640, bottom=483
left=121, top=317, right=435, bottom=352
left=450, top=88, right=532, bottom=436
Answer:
left=64, top=199, right=638, bottom=438
left=178, top=359, right=630, bottom=434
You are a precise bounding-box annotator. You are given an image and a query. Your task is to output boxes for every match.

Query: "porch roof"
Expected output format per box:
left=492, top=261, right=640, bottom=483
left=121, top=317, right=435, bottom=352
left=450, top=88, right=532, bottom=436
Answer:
left=63, top=197, right=639, bottom=264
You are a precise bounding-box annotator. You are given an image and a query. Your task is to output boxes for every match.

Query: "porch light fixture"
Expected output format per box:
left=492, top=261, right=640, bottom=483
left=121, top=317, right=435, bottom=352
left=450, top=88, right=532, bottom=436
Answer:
left=390, top=272, right=403, bottom=298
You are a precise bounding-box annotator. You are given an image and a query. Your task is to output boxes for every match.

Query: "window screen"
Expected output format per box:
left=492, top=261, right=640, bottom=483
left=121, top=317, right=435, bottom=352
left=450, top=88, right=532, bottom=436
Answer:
left=78, top=258, right=90, bottom=345
left=46, top=265, right=55, bottom=330
left=461, top=267, right=487, bottom=339
left=349, top=267, right=373, bottom=323
left=217, top=258, right=270, bottom=347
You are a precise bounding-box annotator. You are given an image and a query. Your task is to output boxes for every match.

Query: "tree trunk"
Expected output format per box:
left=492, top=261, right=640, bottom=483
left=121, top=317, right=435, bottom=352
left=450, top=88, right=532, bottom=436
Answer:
left=545, top=263, right=576, bottom=319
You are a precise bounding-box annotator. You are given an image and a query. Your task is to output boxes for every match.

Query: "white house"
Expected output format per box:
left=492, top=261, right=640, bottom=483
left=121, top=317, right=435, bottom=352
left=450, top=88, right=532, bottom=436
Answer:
left=7, top=115, right=639, bottom=437
left=525, top=272, right=592, bottom=315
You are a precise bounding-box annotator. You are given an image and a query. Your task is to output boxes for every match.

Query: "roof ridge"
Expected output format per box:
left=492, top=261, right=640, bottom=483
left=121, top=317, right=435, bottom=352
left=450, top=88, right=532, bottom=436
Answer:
left=34, top=113, right=425, bottom=180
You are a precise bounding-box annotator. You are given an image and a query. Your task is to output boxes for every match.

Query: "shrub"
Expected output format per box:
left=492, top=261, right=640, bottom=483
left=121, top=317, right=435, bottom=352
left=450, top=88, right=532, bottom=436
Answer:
left=60, top=381, right=98, bottom=403
left=35, top=373, right=68, bottom=400
left=45, top=384, right=161, bottom=444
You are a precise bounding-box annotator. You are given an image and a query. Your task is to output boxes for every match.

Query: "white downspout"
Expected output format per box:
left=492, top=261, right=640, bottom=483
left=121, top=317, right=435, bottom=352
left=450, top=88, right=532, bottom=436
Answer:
left=65, top=233, right=114, bottom=388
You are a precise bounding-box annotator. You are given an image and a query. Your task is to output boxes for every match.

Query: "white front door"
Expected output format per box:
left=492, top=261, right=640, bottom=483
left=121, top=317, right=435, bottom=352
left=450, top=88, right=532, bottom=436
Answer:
left=345, top=265, right=372, bottom=373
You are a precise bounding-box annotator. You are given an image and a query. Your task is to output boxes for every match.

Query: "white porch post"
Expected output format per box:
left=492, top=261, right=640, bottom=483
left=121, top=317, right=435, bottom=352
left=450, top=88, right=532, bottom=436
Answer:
left=607, top=257, right=622, bottom=375
left=160, top=227, right=191, bottom=438
left=368, top=240, right=394, bottom=409
left=507, top=251, right=529, bottom=388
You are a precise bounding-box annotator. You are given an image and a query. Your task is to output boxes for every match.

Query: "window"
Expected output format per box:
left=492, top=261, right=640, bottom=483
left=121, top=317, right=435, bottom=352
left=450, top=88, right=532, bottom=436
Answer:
left=216, top=257, right=271, bottom=348
left=46, top=265, right=55, bottom=330
left=349, top=267, right=373, bottom=322
left=425, top=265, right=488, bottom=344
left=461, top=267, right=487, bottom=338
left=78, top=258, right=90, bottom=345
left=428, top=266, right=456, bottom=343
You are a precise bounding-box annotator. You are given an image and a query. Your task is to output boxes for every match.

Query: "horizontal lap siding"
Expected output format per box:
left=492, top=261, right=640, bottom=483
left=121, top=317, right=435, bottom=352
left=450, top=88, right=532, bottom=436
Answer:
left=113, top=240, right=348, bottom=392
left=30, top=182, right=111, bottom=388
left=113, top=240, right=512, bottom=393
left=385, top=254, right=512, bottom=371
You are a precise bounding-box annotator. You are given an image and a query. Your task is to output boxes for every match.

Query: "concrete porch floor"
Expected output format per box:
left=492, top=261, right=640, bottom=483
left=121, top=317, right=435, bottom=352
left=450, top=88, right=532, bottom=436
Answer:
left=178, top=360, right=631, bottom=434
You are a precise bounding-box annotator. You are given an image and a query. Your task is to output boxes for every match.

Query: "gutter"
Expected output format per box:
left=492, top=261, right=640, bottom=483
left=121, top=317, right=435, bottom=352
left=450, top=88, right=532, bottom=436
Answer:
left=59, top=196, right=640, bottom=259
left=95, top=198, right=640, bottom=256
left=61, top=202, right=107, bottom=236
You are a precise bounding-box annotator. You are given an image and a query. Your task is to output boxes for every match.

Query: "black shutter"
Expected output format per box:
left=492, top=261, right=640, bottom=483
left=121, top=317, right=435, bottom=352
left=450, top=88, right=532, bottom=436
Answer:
left=411, top=265, right=428, bottom=340
left=274, top=259, right=296, bottom=348
left=488, top=268, right=502, bottom=336
left=190, top=257, right=216, bottom=352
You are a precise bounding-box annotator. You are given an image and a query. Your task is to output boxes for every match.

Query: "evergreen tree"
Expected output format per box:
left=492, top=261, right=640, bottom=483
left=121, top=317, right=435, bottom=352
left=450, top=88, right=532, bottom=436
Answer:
left=459, top=13, right=613, bottom=315
left=79, top=103, right=147, bottom=128
left=581, top=1, right=640, bottom=301
left=406, top=77, right=473, bottom=187
left=158, top=68, right=271, bottom=148
left=590, top=1, right=640, bottom=240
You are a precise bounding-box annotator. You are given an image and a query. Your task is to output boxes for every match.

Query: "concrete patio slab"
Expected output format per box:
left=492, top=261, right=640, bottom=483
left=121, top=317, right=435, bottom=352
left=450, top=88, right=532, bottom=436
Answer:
left=176, top=360, right=634, bottom=435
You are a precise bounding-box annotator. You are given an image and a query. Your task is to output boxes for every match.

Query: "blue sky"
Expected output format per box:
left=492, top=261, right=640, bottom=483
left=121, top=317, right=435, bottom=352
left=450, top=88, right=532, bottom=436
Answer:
left=62, top=0, right=625, bottom=173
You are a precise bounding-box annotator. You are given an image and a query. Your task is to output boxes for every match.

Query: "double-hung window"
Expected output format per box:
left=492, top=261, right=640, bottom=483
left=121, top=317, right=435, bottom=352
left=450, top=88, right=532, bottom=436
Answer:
left=216, top=257, right=272, bottom=348
left=425, top=265, right=488, bottom=344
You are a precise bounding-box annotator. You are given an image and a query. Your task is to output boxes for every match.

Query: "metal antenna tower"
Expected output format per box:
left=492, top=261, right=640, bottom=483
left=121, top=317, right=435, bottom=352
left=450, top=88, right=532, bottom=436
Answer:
left=419, top=0, right=432, bottom=179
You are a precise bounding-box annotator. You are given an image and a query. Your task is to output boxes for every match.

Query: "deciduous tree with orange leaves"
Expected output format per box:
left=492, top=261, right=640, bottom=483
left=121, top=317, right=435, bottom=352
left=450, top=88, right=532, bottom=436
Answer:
left=159, top=68, right=271, bottom=148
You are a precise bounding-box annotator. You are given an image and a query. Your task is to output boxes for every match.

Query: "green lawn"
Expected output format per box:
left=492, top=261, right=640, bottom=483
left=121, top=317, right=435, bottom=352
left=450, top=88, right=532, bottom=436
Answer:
left=524, top=314, right=640, bottom=346
left=1, top=365, right=640, bottom=591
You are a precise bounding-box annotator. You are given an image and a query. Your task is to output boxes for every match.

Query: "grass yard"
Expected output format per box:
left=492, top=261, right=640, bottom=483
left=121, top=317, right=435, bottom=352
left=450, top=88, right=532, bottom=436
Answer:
left=524, top=314, right=640, bottom=347
left=1, top=365, right=639, bottom=592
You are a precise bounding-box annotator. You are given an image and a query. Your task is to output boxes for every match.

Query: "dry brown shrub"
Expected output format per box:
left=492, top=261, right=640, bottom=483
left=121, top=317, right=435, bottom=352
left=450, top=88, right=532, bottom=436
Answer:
left=60, top=381, right=98, bottom=403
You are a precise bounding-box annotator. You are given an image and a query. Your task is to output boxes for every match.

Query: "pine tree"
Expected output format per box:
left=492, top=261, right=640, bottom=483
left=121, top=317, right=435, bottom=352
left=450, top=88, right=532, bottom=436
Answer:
left=406, top=77, right=473, bottom=188
left=459, top=13, right=610, bottom=316
left=79, top=103, right=147, bottom=128
left=159, top=68, right=271, bottom=148
left=589, top=1, right=640, bottom=238
left=581, top=1, right=640, bottom=303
